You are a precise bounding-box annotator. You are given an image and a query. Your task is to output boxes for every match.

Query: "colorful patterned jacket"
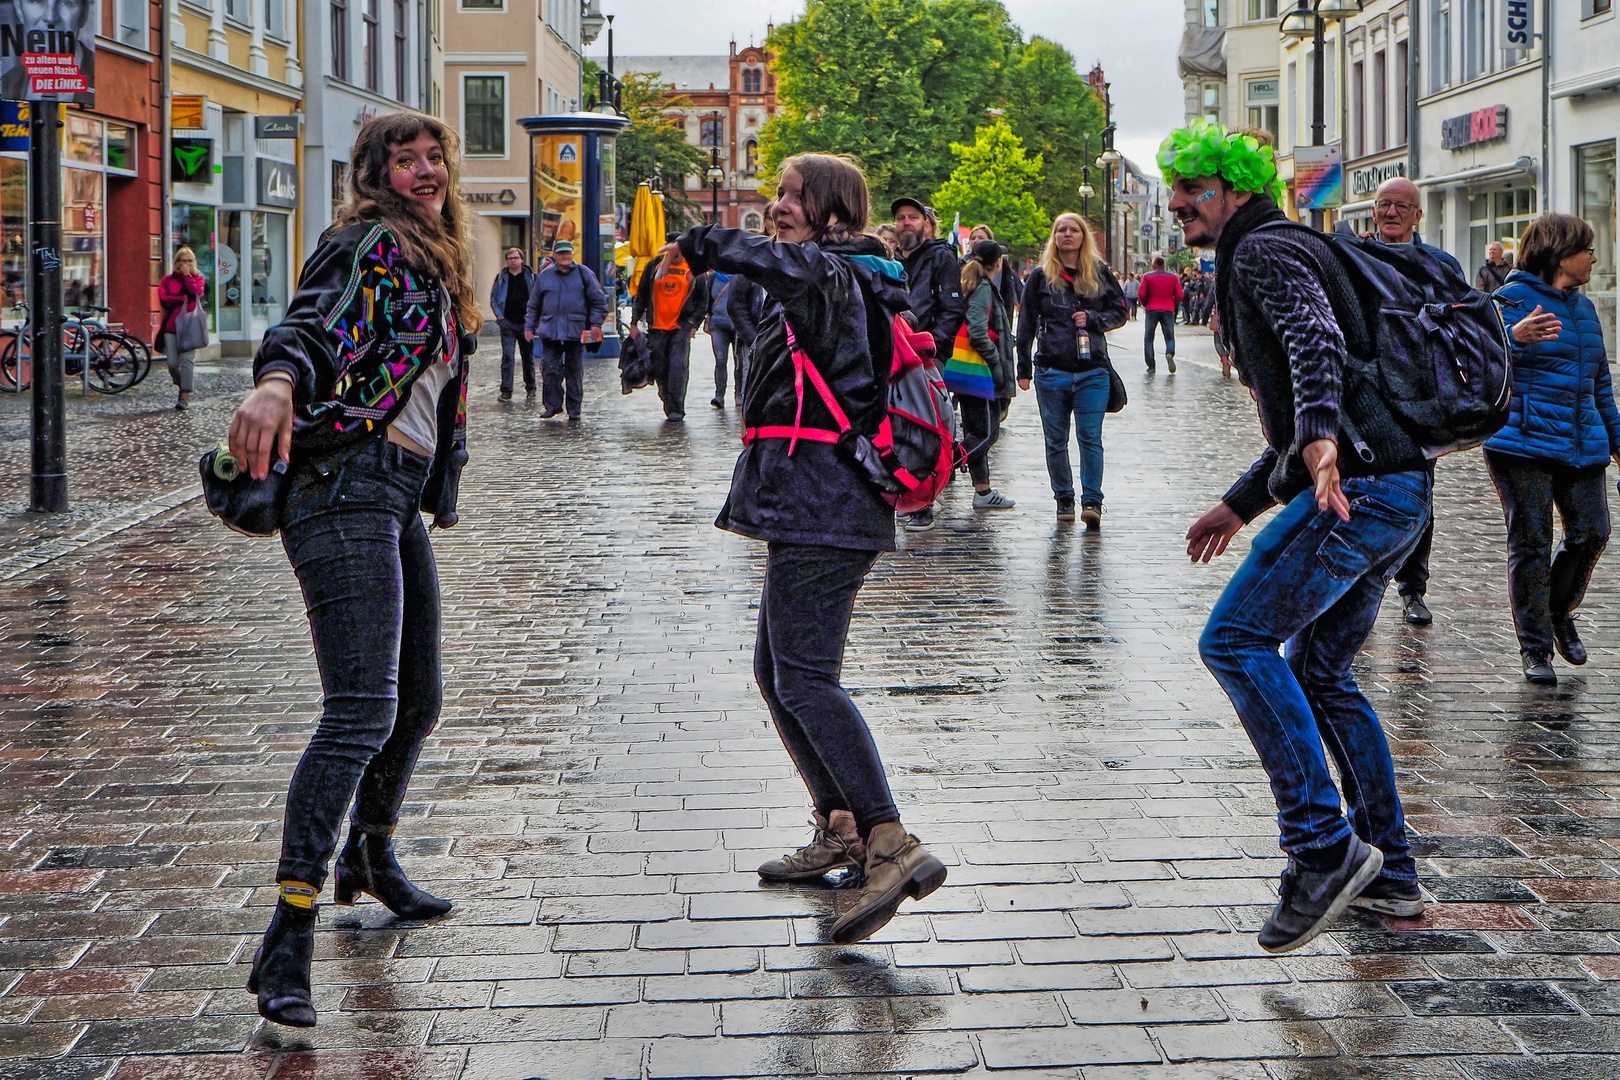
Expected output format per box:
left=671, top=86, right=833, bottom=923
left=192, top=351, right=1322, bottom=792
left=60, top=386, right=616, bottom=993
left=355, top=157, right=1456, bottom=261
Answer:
left=254, top=222, right=472, bottom=527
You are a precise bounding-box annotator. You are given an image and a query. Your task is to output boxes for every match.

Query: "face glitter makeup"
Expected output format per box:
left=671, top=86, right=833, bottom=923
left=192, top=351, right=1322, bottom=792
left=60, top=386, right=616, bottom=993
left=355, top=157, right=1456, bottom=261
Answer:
left=1195, top=189, right=1218, bottom=204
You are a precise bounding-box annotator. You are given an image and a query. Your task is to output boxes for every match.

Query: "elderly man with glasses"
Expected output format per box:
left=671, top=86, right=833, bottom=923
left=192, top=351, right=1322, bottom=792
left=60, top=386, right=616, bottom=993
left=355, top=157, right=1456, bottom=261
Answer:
left=1370, top=177, right=1465, bottom=628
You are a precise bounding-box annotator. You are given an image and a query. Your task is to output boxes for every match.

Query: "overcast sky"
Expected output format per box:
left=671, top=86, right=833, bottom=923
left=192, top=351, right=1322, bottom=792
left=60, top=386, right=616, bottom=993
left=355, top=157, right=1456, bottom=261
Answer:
left=590, top=0, right=1183, bottom=179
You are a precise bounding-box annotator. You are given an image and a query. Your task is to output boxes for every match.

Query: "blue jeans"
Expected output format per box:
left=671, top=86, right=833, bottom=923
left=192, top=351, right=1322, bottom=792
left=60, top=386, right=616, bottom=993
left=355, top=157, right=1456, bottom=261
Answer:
left=277, top=437, right=441, bottom=888
left=1034, top=366, right=1108, bottom=505
left=1144, top=310, right=1175, bottom=366
left=1198, top=470, right=1431, bottom=883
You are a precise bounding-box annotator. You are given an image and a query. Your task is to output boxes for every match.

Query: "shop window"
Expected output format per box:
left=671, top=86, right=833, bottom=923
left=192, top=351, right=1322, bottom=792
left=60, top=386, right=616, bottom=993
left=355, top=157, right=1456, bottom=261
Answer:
left=218, top=211, right=243, bottom=333
left=332, top=0, right=349, bottom=81
left=395, top=0, right=409, bottom=102
left=1577, top=141, right=1617, bottom=358
left=252, top=213, right=289, bottom=327
left=464, top=76, right=506, bottom=156
left=500, top=217, right=526, bottom=258
left=700, top=115, right=723, bottom=148
left=65, top=114, right=104, bottom=166
left=1246, top=77, right=1279, bottom=144
left=363, top=0, right=381, bottom=93
left=1469, top=186, right=1536, bottom=272
left=2, top=159, right=23, bottom=309
left=106, top=125, right=137, bottom=176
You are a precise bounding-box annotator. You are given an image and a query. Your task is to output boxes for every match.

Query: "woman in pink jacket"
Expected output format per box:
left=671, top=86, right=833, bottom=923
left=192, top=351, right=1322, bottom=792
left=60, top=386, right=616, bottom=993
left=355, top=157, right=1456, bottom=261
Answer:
left=158, top=247, right=206, bottom=409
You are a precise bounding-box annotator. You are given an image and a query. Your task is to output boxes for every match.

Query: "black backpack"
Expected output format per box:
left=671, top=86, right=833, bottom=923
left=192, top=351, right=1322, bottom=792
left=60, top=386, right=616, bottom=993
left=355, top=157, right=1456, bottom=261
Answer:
left=1260, top=222, right=1512, bottom=458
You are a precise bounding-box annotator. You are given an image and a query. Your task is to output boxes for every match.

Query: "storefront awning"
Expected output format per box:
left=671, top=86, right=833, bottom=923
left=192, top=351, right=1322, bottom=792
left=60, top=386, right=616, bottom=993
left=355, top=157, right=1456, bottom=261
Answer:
left=1551, top=69, right=1620, bottom=100
left=1417, top=161, right=1534, bottom=189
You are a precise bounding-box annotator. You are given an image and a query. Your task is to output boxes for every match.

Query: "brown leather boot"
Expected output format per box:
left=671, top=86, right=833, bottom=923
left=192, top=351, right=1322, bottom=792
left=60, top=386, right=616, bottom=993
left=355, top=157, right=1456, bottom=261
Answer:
left=829, top=822, right=947, bottom=943
left=757, top=811, right=864, bottom=883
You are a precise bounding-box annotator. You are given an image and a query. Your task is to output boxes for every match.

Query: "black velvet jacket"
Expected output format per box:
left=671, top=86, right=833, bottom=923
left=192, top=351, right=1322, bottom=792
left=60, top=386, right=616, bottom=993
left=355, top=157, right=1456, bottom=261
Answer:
left=254, top=221, right=474, bottom=527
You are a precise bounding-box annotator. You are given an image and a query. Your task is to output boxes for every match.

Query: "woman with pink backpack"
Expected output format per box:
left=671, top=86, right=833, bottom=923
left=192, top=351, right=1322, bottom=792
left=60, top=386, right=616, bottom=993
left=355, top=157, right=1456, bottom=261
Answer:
left=653, top=153, right=948, bottom=944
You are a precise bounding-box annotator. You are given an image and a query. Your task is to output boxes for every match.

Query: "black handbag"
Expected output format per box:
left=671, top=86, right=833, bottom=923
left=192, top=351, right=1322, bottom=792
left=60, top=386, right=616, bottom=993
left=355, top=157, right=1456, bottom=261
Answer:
left=1105, top=360, right=1128, bottom=414
left=199, top=442, right=292, bottom=537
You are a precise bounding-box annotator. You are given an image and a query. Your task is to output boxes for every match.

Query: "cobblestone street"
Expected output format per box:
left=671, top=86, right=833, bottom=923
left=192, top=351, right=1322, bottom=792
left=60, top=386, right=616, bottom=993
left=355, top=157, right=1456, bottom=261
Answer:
left=2, top=323, right=1620, bottom=1080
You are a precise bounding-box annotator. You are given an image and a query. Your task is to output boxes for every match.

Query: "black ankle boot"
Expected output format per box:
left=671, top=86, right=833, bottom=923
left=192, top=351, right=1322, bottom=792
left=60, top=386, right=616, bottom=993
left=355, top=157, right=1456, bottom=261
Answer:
left=333, top=829, right=452, bottom=919
left=247, top=899, right=317, bottom=1027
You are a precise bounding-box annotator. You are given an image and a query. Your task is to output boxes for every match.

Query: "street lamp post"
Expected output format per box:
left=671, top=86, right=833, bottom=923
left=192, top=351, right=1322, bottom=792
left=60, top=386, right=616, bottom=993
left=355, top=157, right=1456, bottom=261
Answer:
left=706, top=145, right=724, bottom=226
left=1078, top=134, right=1095, bottom=221
left=1281, top=0, right=1362, bottom=230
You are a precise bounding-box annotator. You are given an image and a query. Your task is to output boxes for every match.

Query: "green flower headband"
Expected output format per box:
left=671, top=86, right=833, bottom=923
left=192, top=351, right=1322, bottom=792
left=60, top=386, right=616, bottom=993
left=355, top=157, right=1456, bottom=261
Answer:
left=1157, top=120, right=1287, bottom=206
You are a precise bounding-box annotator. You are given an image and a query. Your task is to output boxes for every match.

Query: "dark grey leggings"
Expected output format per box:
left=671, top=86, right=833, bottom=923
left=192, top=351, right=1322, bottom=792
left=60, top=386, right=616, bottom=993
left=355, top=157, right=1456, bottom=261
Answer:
left=1485, top=448, right=1611, bottom=657
left=755, top=542, right=899, bottom=837
left=277, top=439, right=441, bottom=888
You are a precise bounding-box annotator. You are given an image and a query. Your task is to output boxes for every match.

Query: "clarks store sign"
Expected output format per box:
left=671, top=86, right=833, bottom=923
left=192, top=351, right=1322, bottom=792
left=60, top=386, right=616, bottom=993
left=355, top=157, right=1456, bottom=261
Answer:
left=1441, top=105, right=1508, bottom=151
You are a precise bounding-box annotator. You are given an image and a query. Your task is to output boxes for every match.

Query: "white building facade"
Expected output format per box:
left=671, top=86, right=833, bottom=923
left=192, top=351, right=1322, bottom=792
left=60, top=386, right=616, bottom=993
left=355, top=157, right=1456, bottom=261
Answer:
left=1546, top=0, right=1618, bottom=356
left=301, top=0, right=443, bottom=260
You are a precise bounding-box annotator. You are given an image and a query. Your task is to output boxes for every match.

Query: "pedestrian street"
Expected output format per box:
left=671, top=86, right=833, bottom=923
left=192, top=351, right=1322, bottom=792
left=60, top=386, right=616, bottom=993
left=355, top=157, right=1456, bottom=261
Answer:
left=1, top=325, right=1619, bottom=1080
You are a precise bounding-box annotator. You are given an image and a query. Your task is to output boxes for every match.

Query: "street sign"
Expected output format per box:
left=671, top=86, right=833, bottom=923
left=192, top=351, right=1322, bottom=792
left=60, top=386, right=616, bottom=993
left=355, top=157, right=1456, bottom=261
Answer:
left=1294, top=145, right=1344, bottom=211
left=171, top=95, right=206, bottom=129
left=255, top=115, right=299, bottom=139
left=1, top=0, right=99, bottom=103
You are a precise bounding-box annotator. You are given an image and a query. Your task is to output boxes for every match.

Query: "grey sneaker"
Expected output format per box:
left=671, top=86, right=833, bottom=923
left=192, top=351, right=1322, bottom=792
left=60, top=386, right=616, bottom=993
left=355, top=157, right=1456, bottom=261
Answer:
left=1350, top=875, right=1425, bottom=918
left=758, top=813, right=863, bottom=883
left=904, top=507, right=937, bottom=532
left=972, top=489, right=1015, bottom=510
left=1258, top=835, right=1383, bottom=954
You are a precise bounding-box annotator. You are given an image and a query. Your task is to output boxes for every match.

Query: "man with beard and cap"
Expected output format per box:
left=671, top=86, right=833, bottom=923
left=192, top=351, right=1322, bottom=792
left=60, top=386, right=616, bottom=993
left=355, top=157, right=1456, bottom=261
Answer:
left=1174, top=121, right=1432, bottom=954
left=891, top=196, right=965, bottom=532
left=1368, top=175, right=1464, bottom=628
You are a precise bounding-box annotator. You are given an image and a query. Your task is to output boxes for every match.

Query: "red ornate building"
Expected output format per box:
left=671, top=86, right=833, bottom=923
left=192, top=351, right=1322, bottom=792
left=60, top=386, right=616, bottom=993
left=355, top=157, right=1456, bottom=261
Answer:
left=611, top=38, right=777, bottom=230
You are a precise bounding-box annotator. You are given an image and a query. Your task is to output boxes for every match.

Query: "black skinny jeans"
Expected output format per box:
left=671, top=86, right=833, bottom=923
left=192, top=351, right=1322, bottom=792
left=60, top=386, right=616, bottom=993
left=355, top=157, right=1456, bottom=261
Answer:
left=959, top=396, right=1000, bottom=487
left=1484, top=448, right=1611, bottom=658
left=277, top=437, right=442, bottom=888
left=755, top=542, right=899, bottom=838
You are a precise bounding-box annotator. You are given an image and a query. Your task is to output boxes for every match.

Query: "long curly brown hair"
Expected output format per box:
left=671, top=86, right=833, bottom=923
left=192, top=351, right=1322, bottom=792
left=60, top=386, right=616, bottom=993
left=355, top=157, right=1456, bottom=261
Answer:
left=334, top=112, right=482, bottom=332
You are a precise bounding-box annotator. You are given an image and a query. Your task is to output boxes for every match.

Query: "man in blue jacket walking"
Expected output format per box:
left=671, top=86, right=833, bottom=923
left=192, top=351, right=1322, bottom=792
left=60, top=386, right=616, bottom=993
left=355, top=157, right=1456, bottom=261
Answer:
left=525, top=241, right=608, bottom=420
left=1371, top=177, right=1465, bottom=628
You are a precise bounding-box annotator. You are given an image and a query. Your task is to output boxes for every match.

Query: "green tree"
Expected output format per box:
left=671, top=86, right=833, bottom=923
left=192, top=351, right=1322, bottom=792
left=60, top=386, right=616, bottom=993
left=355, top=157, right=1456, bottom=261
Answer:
left=931, top=120, right=1049, bottom=259
left=760, top=0, right=1016, bottom=212
left=610, top=70, right=710, bottom=227
left=1002, top=37, right=1108, bottom=224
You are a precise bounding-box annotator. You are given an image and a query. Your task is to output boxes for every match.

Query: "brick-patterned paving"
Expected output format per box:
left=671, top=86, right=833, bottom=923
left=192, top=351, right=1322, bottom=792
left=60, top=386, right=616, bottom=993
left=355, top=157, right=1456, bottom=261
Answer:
left=1, top=325, right=1618, bottom=1080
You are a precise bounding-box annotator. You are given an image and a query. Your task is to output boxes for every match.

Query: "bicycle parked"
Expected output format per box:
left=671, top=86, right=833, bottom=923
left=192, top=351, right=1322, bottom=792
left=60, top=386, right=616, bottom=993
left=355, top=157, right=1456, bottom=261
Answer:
left=0, top=305, right=150, bottom=395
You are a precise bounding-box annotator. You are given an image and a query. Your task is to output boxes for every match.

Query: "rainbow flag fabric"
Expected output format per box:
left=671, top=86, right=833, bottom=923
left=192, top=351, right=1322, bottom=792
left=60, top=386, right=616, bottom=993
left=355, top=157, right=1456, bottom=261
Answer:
left=942, top=327, right=996, bottom=400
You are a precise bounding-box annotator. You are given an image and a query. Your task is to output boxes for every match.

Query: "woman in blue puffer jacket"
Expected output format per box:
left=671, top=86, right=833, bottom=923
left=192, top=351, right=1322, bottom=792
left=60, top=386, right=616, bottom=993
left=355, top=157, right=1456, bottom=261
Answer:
left=1483, top=213, right=1619, bottom=686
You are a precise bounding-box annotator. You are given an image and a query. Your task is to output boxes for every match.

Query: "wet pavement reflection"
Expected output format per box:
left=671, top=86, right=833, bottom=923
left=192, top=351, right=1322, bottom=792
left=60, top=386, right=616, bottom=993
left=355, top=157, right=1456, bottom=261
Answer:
left=1, top=327, right=1619, bottom=1078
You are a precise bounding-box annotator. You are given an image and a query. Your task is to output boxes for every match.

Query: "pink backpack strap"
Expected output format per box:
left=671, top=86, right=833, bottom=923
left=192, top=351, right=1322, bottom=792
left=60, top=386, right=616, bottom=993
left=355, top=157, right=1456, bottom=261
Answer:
left=776, top=321, right=851, bottom=454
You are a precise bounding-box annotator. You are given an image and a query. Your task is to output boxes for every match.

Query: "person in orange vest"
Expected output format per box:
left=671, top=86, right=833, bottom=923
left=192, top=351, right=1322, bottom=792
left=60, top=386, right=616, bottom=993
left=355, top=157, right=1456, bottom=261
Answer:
left=630, top=231, right=710, bottom=421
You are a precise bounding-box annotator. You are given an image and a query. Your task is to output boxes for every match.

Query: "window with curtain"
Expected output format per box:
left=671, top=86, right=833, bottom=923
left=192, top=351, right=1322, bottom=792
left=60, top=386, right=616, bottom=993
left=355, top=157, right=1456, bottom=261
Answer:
left=394, top=0, right=408, bottom=101
left=465, top=76, right=506, bottom=156
left=331, top=0, right=349, bottom=81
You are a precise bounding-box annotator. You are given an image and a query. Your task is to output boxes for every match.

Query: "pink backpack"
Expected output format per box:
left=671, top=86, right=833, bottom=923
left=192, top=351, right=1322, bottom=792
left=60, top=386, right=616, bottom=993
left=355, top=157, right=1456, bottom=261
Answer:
left=743, top=314, right=961, bottom=514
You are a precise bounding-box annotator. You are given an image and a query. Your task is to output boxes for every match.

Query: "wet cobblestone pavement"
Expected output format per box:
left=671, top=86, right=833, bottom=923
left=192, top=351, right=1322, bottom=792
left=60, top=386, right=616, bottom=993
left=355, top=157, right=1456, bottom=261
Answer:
left=2, top=324, right=1620, bottom=1080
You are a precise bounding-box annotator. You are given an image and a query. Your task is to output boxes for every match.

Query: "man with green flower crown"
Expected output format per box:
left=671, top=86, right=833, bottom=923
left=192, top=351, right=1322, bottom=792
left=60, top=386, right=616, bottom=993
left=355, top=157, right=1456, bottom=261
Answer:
left=1173, top=121, right=1432, bottom=953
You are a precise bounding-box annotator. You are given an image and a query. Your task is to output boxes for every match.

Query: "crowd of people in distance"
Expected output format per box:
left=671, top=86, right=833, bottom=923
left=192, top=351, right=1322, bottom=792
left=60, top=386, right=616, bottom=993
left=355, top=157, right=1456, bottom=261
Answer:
left=212, top=109, right=1619, bottom=1030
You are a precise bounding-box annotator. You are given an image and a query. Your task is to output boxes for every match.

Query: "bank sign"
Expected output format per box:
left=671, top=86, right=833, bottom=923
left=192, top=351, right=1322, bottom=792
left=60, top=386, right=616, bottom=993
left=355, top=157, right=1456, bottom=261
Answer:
left=0, top=0, right=98, bottom=103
